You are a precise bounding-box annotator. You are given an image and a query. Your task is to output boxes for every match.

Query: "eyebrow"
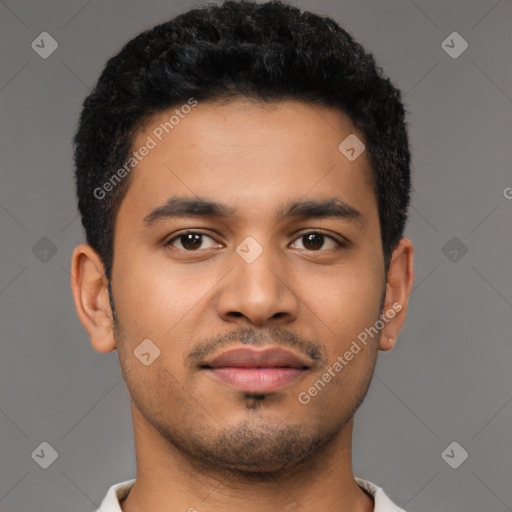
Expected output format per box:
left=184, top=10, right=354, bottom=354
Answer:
left=143, top=196, right=364, bottom=226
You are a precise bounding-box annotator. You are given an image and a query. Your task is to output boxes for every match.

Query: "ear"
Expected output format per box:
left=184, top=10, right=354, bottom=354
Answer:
left=379, top=237, right=415, bottom=351
left=70, top=243, right=116, bottom=353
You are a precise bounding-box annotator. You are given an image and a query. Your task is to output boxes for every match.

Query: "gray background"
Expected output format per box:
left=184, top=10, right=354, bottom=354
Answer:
left=1, top=0, right=511, bottom=511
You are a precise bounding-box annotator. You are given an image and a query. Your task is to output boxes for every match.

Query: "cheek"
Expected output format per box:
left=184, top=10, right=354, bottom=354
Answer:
left=112, top=256, right=218, bottom=386
left=119, top=347, right=191, bottom=428
left=298, top=256, right=383, bottom=340
left=112, top=252, right=208, bottom=337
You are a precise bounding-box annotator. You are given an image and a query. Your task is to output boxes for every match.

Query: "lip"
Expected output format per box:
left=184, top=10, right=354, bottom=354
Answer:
left=201, top=346, right=311, bottom=393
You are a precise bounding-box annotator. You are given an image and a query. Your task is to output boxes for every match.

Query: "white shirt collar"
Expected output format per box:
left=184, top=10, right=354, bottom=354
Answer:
left=96, top=477, right=406, bottom=512
left=354, top=477, right=407, bottom=511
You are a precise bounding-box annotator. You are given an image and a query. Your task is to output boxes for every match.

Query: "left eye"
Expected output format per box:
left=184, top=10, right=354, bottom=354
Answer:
left=290, top=232, right=342, bottom=251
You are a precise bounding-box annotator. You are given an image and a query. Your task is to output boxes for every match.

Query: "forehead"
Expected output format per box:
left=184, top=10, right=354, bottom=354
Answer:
left=118, top=99, right=377, bottom=224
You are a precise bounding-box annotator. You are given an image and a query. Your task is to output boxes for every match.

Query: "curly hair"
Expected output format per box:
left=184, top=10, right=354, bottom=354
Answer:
left=73, top=0, right=411, bottom=281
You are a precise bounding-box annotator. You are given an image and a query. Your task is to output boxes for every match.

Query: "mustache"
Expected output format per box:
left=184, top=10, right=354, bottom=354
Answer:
left=187, top=326, right=328, bottom=369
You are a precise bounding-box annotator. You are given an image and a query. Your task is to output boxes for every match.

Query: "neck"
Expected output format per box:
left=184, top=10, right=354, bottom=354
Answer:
left=121, top=405, right=374, bottom=512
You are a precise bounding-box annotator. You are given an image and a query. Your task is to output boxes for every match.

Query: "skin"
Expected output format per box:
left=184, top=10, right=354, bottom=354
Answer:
left=71, top=99, right=414, bottom=512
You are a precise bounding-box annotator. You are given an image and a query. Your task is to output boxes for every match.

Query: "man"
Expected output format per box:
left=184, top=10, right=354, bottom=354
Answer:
left=70, top=1, right=414, bottom=510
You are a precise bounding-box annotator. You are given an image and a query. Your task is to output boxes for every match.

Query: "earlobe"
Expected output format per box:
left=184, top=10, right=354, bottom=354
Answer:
left=70, top=244, right=116, bottom=353
left=379, top=237, right=415, bottom=352
left=380, top=335, right=396, bottom=352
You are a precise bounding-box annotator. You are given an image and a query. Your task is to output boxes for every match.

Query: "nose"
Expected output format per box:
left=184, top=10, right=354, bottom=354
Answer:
left=216, top=242, right=300, bottom=327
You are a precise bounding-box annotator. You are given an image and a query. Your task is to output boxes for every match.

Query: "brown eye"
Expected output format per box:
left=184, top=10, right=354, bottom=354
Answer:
left=302, top=233, right=324, bottom=250
left=178, top=233, right=202, bottom=250
left=165, top=231, right=219, bottom=251
left=290, top=231, right=344, bottom=251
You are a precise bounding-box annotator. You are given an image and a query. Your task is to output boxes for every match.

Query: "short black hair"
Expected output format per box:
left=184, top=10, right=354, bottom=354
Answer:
left=73, top=0, right=411, bottom=282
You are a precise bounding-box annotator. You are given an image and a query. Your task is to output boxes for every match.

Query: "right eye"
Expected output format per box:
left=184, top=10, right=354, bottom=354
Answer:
left=164, top=231, right=221, bottom=251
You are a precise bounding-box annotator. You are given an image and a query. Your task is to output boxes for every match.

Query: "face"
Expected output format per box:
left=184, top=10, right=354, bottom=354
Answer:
left=77, top=99, right=411, bottom=474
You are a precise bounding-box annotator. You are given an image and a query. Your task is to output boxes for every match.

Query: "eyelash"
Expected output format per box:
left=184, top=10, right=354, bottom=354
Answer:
left=164, top=230, right=348, bottom=252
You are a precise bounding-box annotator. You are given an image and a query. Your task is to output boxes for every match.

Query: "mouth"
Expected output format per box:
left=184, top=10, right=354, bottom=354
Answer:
left=200, top=346, right=311, bottom=393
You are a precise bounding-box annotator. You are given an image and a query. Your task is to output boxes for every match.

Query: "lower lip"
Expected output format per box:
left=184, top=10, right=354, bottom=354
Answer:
left=206, top=367, right=307, bottom=393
